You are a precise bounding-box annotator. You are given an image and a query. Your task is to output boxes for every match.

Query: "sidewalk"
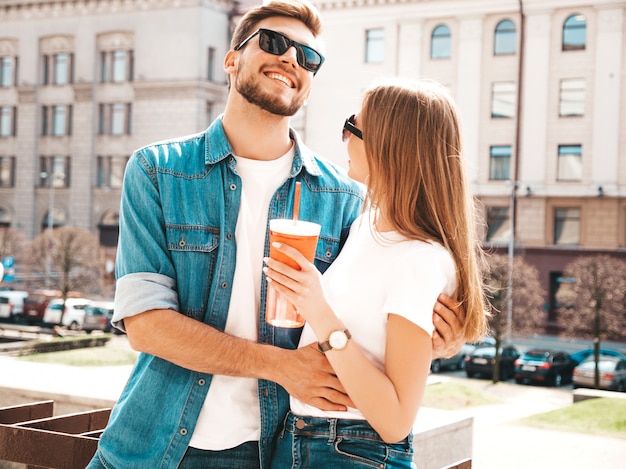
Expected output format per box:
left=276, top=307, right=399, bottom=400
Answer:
left=1, top=338, right=625, bottom=469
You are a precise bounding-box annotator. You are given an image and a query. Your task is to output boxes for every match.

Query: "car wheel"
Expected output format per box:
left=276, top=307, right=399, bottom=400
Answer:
left=617, top=381, right=625, bottom=392
left=553, top=373, right=562, bottom=387
left=431, top=360, right=442, bottom=374
left=69, top=321, right=79, bottom=331
left=458, top=359, right=466, bottom=371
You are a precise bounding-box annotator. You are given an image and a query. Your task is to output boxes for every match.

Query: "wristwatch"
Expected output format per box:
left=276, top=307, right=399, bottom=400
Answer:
left=318, top=329, right=352, bottom=352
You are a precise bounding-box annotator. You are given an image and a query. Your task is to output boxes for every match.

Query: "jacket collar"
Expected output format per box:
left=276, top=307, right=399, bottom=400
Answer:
left=205, top=115, right=322, bottom=177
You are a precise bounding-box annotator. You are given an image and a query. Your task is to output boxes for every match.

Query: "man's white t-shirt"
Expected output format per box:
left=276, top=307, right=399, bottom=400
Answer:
left=189, top=146, right=293, bottom=450
left=290, top=211, right=457, bottom=420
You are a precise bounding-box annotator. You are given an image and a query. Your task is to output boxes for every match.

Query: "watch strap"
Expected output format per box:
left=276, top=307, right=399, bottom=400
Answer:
left=317, top=329, right=351, bottom=353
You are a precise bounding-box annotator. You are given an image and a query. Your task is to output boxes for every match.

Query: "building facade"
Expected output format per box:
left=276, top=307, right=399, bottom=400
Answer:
left=307, top=0, right=626, bottom=332
left=1, top=0, right=625, bottom=331
left=0, top=0, right=235, bottom=271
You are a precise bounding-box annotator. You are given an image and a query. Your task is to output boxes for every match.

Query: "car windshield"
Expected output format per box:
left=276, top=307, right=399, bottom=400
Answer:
left=523, top=351, right=550, bottom=360
left=579, top=358, right=618, bottom=371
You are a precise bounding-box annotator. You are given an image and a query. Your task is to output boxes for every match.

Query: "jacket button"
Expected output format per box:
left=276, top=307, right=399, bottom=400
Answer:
left=221, top=282, right=227, bottom=288
left=180, top=428, right=188, bottom=435
left=295, top=420, right=306, bottom=429
left=230, top=184, right=236, bottom=190
left=198, top=379, right=205, bottom=386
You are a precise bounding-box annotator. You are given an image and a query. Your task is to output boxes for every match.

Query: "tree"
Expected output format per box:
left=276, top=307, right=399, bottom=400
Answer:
left=26, top=227, right=105, bottom=324
left=556, top=255, right=626, bottom=388
left=483, top=253, right=545, bottom=382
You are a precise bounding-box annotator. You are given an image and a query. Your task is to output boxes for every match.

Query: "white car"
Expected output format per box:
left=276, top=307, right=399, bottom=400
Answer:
left=43, top=298, right=92, bottom=330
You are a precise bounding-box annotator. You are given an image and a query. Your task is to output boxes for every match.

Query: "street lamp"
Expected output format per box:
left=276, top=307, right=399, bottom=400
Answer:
left=40, top=171, right=65, bottom=286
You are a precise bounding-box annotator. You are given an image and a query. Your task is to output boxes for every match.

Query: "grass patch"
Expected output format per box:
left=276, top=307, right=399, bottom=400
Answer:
left=518, top=398, right=626, bottom=439
left=422, top=381, right=502, bottom=410
left=19, top=346, right=138, bottom=367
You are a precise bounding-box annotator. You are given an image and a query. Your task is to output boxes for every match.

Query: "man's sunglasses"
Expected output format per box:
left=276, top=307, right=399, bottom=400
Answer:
left=235, top=28, right=325, bottom=74
left=342, top=114, right=363, bottom=142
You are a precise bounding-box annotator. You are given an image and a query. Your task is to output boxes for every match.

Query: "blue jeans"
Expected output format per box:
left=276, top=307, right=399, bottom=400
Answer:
left=179, top=442, right=260, bottom=469
left=271, top=411, right=416, bottom=469
left=87, top=441, right=259, bottom=469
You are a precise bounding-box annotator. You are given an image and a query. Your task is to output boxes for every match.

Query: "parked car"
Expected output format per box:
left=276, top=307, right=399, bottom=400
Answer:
left=0, top=290, right=29, bottom=322
left=22, top=290, right=60, bottom=325
left=514, top=349, right=577, bottom=387
left=431, top=337, right=497, bottom=373
left=82, top=301, right=119, bottom=334
left=465, top=344, right=520, bottom=380
left=0, top=297, right=11, bottom=321
left=570, top=348, right=626, bottom=365
left=43, top=298, right=92, bottom=330
left=573, top=356, right=626, bottom=392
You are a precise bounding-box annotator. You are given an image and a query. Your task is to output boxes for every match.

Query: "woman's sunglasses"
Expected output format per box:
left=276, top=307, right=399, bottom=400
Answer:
left=235, top=28, right=325, bottom=74
left=342, top=114, right=363, bottom=142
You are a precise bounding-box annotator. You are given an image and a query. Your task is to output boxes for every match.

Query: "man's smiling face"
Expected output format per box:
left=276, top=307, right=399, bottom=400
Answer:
left=232, top=17, right=317, bottom=117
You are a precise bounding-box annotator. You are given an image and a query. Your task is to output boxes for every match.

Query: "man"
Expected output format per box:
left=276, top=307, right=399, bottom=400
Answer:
left=88, top=1, right=465, bottom=468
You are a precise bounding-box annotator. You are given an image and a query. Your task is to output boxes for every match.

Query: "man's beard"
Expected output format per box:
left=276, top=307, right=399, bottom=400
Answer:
left=236, top=73, right=304, bottom=117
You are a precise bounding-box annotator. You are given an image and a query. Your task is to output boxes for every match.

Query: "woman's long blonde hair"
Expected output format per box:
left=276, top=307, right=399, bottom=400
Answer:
left=361, top=78, right=488, bottom=342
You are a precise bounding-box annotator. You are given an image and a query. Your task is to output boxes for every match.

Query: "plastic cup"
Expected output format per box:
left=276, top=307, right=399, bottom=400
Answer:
left=266, top=219, right=321, bottom=328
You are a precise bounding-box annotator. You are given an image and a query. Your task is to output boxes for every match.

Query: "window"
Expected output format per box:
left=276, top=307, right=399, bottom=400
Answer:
left=42, top=53, right=74, bottom=85
left=563, top=14, right=586, bottom=51
left=365, top=29, right=384, bottom=63
left=0, top=56, right=17, bottom=87
left=431, top=25, right=451, bottom=59
left=554, top=208, right=580, bottom=245
left=0, top=207, right=11, bottom=227
left=559, top=79, right=585, bottom=117
left=489, top=145, right=511, bottom=180
left=39, top=156, right=70, bottom=188
left=557, top=144, right=582, bottom=181
left=100, top=50, right=134, bottom=83
left=486, top=207, right=510, bottom=244
left=0, top=157, right=15, bottom=187
left=494, top=19, right=516, bottom=55
left=491, top=82, right=516, bottom=118
left=0, top=106, right=17, bottom=137
left=99, top=103, right=132, bottom=135
left=98, top=209, right=120, bottom=247
left=41, top=105, right=72, bottom=136
left=97, top=156, right=129, bottom=189
left=207, top=47, right=216, bottom=81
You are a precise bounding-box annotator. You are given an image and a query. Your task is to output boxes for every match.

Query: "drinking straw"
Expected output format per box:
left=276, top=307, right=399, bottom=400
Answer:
left=293, top=181, right=301, bottom=223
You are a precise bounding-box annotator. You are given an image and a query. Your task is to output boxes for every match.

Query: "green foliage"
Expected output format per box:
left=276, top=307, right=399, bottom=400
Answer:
left=422, top=381, right=502, bottom=410
left=519, top=398, right=626, bottom=439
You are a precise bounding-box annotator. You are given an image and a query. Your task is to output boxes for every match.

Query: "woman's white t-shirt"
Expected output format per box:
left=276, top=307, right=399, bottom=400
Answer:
left=290, top=211, right=457, bottom=420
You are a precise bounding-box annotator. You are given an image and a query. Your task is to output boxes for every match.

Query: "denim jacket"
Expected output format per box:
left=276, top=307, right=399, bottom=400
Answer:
left=95, top=117, right=364, bottom=469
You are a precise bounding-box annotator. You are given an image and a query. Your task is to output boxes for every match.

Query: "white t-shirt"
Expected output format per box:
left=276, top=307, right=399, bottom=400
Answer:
left=189, top=146, right=294, bottom=450
left=290, top=211, right=457, bottom=420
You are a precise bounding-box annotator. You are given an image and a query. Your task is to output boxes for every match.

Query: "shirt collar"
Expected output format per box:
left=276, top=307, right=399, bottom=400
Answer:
left=205, top=115, right=322, bottom=177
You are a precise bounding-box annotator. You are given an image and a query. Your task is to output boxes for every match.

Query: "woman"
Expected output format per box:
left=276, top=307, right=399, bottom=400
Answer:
left=263, top=78, right=489, bottom=468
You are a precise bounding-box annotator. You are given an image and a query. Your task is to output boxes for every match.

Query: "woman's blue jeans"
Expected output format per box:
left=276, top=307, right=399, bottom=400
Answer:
left=270, top=411, right=416, bottom=469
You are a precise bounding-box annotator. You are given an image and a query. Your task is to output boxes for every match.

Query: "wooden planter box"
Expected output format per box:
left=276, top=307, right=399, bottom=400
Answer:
left=0, top=400, right=110, bottom=469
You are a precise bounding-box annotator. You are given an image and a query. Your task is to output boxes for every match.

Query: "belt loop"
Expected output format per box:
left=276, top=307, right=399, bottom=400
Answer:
left=327, top=418, right=337, bottom=445
left=280, top=411, right=290, bottom=438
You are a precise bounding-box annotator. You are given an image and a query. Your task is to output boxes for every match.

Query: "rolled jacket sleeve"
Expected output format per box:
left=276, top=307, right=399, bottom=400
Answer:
left=112, top=272, right=179, bottom=332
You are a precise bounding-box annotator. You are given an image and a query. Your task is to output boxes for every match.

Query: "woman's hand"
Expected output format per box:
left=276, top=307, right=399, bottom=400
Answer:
left=263, top=242, right=330, bottom=324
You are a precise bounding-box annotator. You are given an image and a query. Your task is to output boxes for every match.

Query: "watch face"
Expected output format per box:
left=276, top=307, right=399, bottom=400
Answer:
left=329, top=330, right=348, bottom=349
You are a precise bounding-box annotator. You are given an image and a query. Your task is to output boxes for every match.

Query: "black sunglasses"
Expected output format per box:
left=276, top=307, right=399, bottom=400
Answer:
left=342, top=114, right=363, bottom=142
left=235, top=28, right=325, bottom=74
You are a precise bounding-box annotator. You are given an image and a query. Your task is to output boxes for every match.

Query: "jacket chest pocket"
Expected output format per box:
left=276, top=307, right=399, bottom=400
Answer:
left=166, top=224, right=220, bottom=319
left=315, top=236, right=340, bottom=274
